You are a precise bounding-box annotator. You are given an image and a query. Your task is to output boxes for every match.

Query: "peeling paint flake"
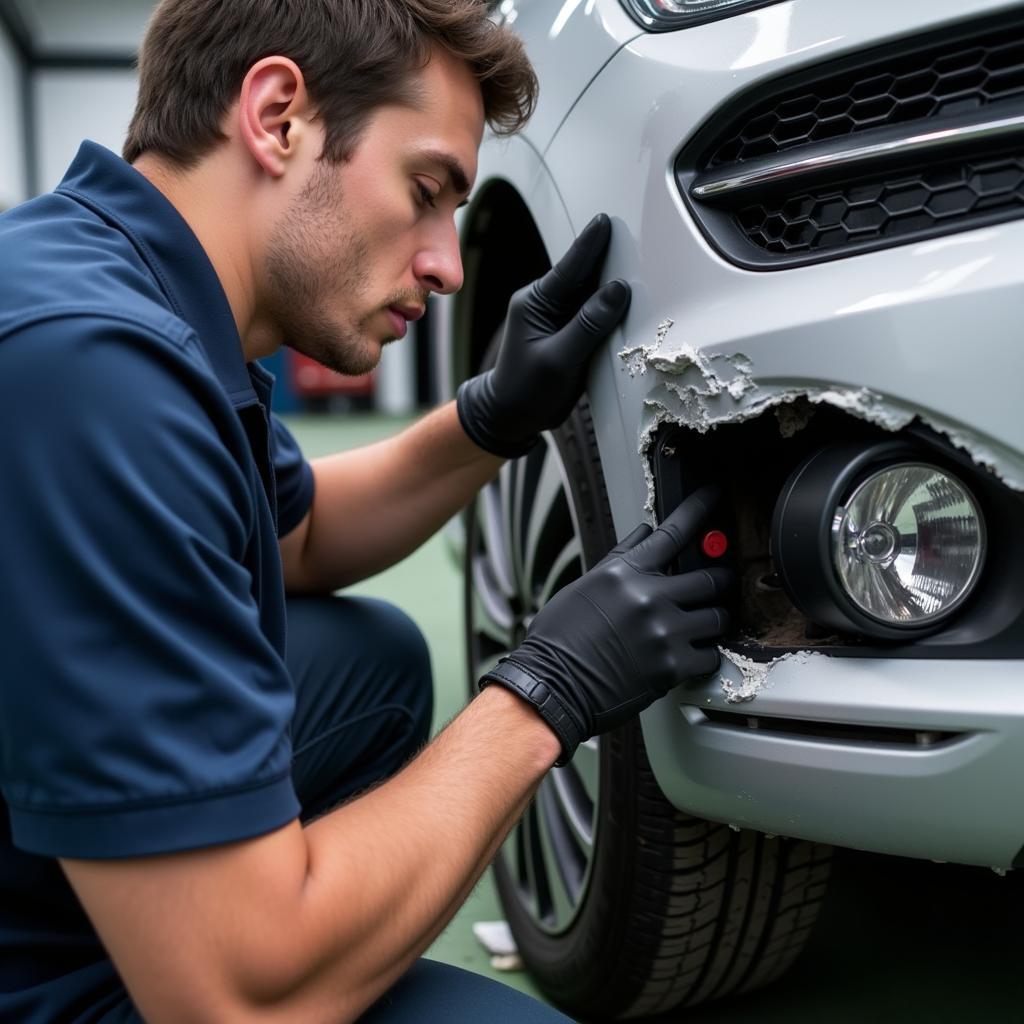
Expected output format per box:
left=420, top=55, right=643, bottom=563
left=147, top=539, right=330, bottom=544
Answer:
left=718, top=647, right=817, bottom=703
left=618, top=317, right=674, bottom=377
left=928, top=423, right=1024, bottom=493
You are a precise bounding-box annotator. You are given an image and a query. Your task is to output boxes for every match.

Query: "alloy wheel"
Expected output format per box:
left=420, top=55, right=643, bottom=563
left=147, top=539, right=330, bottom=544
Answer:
left=467, top=432, right=600, bottom=934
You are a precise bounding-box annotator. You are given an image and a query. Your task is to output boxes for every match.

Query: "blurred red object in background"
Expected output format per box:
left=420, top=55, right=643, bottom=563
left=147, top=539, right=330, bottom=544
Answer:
left=287, top=351, right=374, bottom=403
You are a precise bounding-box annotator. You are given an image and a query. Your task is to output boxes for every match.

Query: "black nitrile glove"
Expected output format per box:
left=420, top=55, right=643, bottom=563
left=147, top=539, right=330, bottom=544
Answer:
left=457, top=214, right=631, bottom=458
left=480, top=487, right=732, bottom=765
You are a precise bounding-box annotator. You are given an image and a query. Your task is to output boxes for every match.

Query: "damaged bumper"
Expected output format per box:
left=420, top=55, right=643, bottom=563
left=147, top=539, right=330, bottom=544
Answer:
left=622, top=274, right=1024, bottom=867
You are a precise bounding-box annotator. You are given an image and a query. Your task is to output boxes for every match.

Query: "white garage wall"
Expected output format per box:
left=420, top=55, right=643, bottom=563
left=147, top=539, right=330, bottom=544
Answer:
left=25, top=0, right=151, bottom=54
left=13, top=0, right=150, bottom=195
left=33, top=68, right=139, bottom=192
left=0, top=23, right=26, bottom=209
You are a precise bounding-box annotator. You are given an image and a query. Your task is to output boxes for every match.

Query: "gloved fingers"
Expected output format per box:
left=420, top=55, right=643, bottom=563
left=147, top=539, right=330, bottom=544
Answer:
left=615, top=523, right=654, bottom=555
left=658, top=567, right=735, bottom=608
left=676, top=645, right=722, bottom=679
left=684, top=606, right=733, bottom=642
left=597, top=522, right=652, bottom=566
left=553, top=279, right=632, bottom=365
left=627, top=485, right=722, bottom=572
left=531, top=214, right=612, bottom=319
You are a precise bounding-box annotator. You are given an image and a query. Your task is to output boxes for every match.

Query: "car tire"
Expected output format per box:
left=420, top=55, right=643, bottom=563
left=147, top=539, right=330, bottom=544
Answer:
left=464, top=386, right=832, bottom=1020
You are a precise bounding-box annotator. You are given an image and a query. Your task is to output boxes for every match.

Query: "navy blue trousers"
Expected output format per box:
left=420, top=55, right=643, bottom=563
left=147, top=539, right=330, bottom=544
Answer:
left=103, top=595, right=571, bottom=1023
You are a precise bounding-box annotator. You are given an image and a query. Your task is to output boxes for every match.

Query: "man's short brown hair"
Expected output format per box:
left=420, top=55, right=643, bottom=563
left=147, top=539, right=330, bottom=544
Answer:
left=124, top=0, right=537, bottom=167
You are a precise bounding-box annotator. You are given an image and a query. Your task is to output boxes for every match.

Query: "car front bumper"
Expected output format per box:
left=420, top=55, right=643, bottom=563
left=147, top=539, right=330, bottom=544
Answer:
left=641, top=655, right=1024, bottom=868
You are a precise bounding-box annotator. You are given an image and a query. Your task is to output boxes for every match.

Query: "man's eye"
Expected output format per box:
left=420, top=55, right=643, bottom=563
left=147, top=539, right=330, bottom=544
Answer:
left=417, top=184, right=437, bottom=209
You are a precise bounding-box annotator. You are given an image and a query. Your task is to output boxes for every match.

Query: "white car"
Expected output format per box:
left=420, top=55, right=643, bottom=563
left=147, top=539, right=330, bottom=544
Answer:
left=435, top=1, right=1024, bottom=1017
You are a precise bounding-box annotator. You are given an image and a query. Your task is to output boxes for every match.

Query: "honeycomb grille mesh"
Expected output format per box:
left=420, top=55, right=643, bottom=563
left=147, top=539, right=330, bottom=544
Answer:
left=685, top=14, right=1024, bottom=264
left=736, top=154, right=1024, bottom=255
left=708, top=24, right=1024, bottom=168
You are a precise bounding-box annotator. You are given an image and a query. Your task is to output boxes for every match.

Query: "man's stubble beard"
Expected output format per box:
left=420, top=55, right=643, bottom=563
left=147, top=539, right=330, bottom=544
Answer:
left=264, top=166, right=382, bottom=377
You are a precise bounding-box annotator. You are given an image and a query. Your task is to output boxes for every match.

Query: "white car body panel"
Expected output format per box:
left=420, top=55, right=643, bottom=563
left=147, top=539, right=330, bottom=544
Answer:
left=493, top=0, right=640, bottom=153
left=455, top=0, right=1024, bottom=868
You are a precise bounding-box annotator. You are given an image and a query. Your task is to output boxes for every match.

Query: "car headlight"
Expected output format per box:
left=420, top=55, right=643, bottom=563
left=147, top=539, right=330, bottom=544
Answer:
left=833, top=463, right=985, bottom=627
left=772, top=442, right=987, bottom=640
left=620, top=0, right=789, bottom=33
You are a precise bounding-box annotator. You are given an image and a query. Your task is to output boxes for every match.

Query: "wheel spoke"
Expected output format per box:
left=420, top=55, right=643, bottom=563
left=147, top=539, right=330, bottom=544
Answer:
left=470, top=554, right=515, bottom=650
left=537, top=779, right=586, bottom=924
left=516, top=803, right=552, bottom=925
left=504, top=458, right=527, bottom=599
left=536, top=534, right=583, bottom=608
left=570, top=738, right=600, bottom=807
left=477, top=481, right=517, bottom=601
left=523, top=443, right=570, bottom=600
left=551, top=753, right=597, bottom=851
left=514, top=811, right=529, bottom=890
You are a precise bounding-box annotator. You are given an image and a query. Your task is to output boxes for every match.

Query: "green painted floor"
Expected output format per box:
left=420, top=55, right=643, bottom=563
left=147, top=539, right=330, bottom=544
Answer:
left=286, top=412, right=1024, bottom=1023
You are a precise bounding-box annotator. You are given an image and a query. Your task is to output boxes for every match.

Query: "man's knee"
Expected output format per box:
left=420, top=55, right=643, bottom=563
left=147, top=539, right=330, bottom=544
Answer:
left=287, top=593, right=434, bottom=749
left=359, top=598, right=433, bottom=747
left=287, top=595, right=435, bottom=813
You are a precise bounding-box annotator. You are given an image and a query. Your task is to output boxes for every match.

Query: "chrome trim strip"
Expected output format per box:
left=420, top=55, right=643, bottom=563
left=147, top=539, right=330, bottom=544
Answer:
left=691, top=110, right=1024, bottom=201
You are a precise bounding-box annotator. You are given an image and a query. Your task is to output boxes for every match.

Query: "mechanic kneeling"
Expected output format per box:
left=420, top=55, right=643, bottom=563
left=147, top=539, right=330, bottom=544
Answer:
left=0, top=1, right=731, bottom=1021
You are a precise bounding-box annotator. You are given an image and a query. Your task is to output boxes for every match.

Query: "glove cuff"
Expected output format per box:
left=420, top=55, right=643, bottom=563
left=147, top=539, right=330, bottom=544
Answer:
left=456, top=377, right=541, bottom=460
left=480, top=657, right=584, bottom=766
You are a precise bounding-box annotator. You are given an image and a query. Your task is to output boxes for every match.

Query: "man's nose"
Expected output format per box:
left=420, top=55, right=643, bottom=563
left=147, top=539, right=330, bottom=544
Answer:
left=413, top=225, right=464, bottom=296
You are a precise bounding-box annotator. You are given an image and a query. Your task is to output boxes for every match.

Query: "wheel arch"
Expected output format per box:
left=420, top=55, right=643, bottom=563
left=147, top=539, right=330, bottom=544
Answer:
left=451, top=178, right=551, bottom=387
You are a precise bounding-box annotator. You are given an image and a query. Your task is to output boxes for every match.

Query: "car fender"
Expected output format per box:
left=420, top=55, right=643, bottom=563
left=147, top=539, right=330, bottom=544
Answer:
left=492, top=0, right=641, bottom=154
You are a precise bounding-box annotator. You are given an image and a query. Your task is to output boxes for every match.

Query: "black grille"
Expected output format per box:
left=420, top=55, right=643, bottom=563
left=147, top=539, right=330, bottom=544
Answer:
left=737, top=153, right=1024, bottom=255
left=709, top=23, right=1024, bottom=167
left=678, top=10, right=1024, bottom=268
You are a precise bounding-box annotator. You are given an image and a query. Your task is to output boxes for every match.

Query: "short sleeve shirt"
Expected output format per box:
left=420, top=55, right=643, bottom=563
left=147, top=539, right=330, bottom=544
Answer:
left=0, top=142, right=314, bottom=1021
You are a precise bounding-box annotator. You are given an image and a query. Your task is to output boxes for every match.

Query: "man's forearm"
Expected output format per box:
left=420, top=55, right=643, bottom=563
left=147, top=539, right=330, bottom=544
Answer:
left=287, top=401, right=501, bottom=591
left=293, top=690, right=550, bottom=1017
left=63, top=686, right=559, bottom=1024
left=237, top=686, right=558, bottom=1020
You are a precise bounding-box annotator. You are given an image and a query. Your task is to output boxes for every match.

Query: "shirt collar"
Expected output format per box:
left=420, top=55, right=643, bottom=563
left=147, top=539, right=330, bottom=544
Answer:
left=56, top=141, right=257, bottom=404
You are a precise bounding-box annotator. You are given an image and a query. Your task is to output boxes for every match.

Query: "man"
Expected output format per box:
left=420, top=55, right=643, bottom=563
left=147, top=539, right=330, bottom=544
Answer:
left=0, top=1, right=730, bottom=1020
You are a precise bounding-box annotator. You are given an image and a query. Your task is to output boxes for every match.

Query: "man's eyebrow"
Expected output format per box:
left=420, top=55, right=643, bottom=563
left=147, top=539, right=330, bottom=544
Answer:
left=419, top=150, right=473, bottom=200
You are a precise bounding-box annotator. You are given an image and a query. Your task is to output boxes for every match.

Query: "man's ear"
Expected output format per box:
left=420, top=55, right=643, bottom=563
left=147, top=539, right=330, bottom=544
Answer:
left=238, top=57, right=312, bottom=178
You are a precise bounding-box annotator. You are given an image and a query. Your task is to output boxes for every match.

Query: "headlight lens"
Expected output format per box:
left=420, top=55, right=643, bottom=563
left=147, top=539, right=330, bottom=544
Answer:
left=832, top=463, right=986, bottom=627
left=620, top=0, right=788, bottom=32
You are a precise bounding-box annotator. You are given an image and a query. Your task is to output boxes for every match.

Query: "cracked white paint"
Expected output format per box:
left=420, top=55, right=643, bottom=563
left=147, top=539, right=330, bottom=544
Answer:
left=927, top=424, right=1024, bottom=492
left=619, top=317, right=675, bottom=376
left=620, top=321, right=1024, bottom=516
left=718, top=647, right=818, bottom=703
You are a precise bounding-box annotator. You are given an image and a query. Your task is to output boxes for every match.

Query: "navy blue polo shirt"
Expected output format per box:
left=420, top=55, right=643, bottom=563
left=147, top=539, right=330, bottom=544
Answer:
left=0, top=142, right=314, bottom=1020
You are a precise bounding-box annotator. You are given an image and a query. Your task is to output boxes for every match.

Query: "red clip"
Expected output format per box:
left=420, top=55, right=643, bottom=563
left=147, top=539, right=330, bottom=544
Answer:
left=701, top=530, right=729, bottom=559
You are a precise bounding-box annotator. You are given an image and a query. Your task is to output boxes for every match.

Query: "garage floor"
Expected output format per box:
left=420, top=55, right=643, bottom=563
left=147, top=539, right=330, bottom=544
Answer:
left=287, top=412, right=1024, bottom=1023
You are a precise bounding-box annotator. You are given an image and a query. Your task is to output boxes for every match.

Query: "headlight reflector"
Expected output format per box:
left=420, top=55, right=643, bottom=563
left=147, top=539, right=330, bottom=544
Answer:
left=832, top=464, right=986, bottom=627
left=620, top=0, right=788, bottom=32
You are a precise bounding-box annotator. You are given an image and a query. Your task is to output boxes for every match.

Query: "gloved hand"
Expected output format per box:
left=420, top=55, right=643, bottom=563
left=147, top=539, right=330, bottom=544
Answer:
left=480, top=486, right=733, bottom=765
left=457, top=214, right=631, bottom=458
